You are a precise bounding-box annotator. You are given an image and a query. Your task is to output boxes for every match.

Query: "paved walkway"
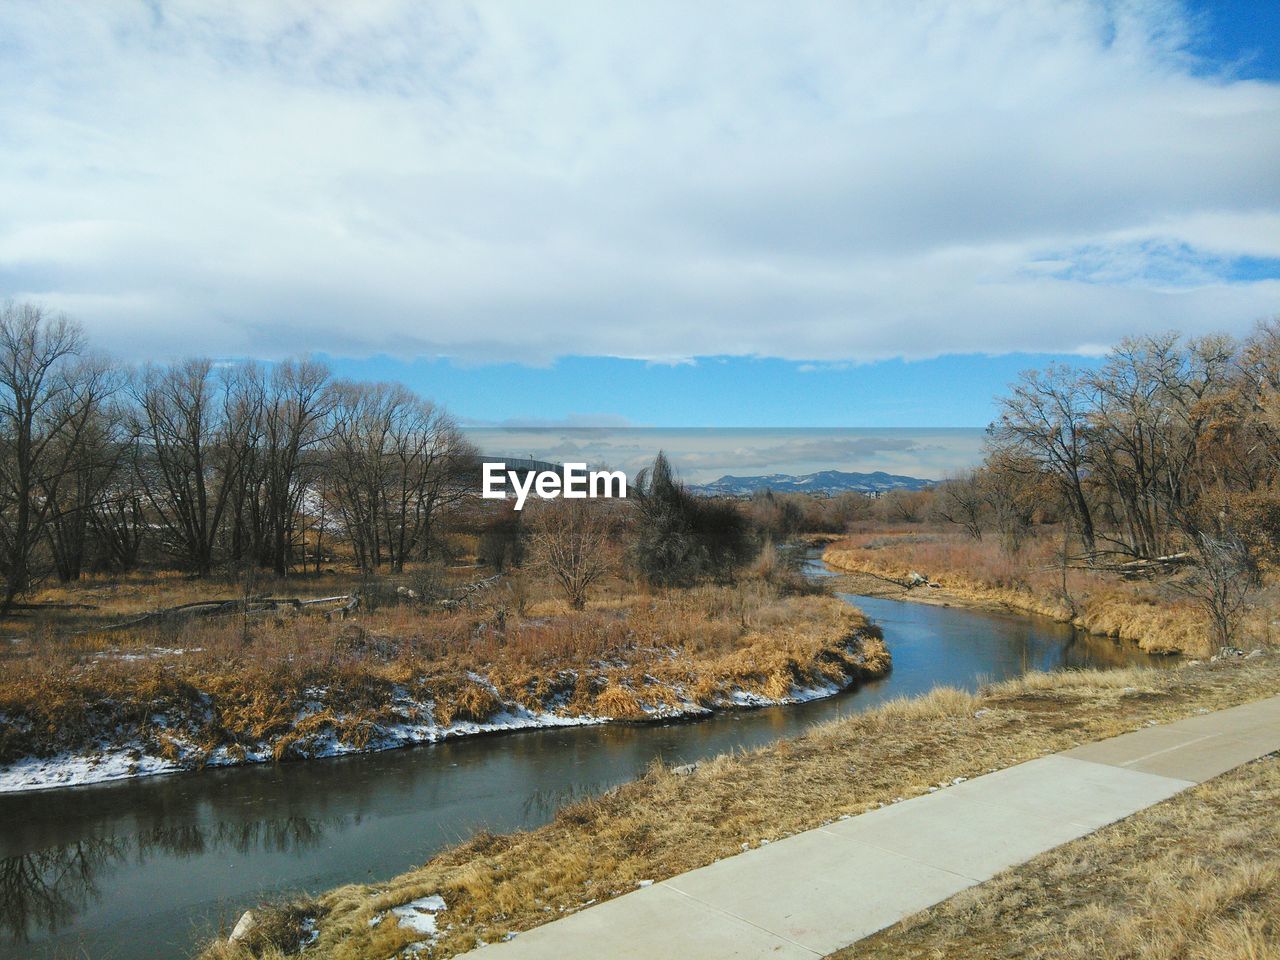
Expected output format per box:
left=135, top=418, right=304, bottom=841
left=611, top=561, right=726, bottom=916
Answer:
left=461, top=695, right=1280, bottom=959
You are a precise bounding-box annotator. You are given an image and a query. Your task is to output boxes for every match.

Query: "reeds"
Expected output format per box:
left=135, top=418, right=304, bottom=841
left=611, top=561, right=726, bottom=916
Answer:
left=823, top=529, right=1233, bottom=657
left=0, top=574, right=885, bottom=768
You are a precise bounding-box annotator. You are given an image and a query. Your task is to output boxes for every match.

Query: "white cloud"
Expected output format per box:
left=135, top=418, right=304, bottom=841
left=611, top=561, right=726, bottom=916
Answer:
left=1, top=0, right=1277, bottom=363
left=462, top=427, right=984, bottom=481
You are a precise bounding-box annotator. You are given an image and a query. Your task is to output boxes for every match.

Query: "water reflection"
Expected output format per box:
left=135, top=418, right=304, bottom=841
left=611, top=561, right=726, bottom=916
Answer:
left=520, top=782, right=603, bottom=821
left=1, top=838, right=127, bottom=942
left=1, top=816, right=340, bottom=943
left=0, top=556, right=1170, bottom=960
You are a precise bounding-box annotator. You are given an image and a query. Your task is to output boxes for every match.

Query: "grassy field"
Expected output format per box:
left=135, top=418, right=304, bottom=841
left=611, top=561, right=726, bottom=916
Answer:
left=823, top=527, right=1279, bottom=658
left=0, top=564, right=888, bottom=780
left=199, top=653, right=1280, bottom=959
left=835, top=751, right=1280, bottom=960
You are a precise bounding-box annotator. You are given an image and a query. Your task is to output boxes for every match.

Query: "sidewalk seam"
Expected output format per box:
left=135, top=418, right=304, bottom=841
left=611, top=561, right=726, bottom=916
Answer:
left=659, top=882, right=824, bottom=957
left=1117, top=732, right=1221, bottom=767
left=814, top=827, right=986, bottom=884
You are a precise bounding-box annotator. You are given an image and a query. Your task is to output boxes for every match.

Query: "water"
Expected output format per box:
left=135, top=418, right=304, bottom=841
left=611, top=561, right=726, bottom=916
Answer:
left=0, top=557, right=1167, bottom=959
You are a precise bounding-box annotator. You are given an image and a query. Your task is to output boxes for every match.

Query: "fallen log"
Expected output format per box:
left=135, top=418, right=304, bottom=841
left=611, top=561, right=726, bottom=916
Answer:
left=1057, top=552, right=1192, bottom=576
left=438, top=574, right=503, bottom=609
left=86, top=595, right=354, bottom=634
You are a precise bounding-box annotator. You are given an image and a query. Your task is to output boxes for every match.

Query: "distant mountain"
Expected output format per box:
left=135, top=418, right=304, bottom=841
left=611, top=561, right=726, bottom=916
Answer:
left=690, top=469, right=935, bottom=496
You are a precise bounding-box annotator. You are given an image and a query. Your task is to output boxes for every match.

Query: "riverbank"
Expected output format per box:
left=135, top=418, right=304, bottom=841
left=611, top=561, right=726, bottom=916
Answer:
left=0, top=580, right=889, bottom=793
left=822, top=533, right=1257, bottom=657
left=200, top=650, right=1280, bottom=960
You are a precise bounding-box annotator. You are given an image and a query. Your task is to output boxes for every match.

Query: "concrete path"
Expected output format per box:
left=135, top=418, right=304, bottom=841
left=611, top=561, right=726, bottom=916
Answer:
left=460, top=695, right=1280, bottom=959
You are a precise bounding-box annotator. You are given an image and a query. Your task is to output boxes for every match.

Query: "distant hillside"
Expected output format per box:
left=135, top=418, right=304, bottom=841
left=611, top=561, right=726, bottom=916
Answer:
left=690, top=469, right=935, bottom=496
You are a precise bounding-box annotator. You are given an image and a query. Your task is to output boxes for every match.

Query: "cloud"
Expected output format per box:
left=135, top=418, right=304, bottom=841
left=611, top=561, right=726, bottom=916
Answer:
left=1, top=1, right=1277, bottom=364
left=736, top=437, right=926, bottom=464
left=461, top=427, right=982, bottom=481
left=462, top=413, right=639, bottom=429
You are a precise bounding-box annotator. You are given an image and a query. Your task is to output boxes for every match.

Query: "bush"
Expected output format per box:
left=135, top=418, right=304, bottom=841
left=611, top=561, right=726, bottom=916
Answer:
left=1229, top=488, right=1280, bottom=570
left=478, top=503, right=526, bottom=571
left=629, top=452, right=756, bottom=586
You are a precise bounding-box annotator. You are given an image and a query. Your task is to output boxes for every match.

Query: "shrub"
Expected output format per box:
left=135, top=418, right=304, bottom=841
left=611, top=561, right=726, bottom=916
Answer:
left=629, top=452, right=756, bottom=586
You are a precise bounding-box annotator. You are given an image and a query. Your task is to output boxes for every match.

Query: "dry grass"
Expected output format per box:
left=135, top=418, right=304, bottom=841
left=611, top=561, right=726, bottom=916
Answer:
left=196, top=653, right=1280, bottom=960
left=0, top=571, right=885, bottom=769
left=834, top=752, right=1280, bottom=960
left=1, top=566, right=359, bottom=639
left=822, top=528, right=1277, bottom=657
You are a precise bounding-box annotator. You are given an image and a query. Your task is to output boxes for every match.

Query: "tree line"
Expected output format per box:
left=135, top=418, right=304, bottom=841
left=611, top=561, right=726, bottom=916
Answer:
left=921, top=324, right=1280, bottom=648
left=0, top=302, right=476, bottom=608
left=961, top=324, right=1280, bottom=564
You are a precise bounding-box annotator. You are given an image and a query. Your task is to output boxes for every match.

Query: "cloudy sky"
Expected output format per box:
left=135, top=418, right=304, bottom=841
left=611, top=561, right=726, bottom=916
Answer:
left=2, top=0, right=1278, bottom=435
left=462, top=427, right=986, bottom=483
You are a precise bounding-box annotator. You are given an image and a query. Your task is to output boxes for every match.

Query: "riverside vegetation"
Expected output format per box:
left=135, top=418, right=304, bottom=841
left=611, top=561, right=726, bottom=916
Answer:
left=0, top=442, right=888, bottom=790
left=0, top=302, right=887, bottom=787
left=0, top=568, right=887, bottom=784
left=821, top=529, right=1272, bottom=658
left=813, top=326, right=1280, bottom=659
left=199, top=655, right=1280, bottom=959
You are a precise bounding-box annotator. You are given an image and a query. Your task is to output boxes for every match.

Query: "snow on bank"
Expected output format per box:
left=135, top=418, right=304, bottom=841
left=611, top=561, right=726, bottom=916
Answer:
left=391, top=894, right=448, bottom=935
left=0, top=699, right=607, bottom=794
left=723, top=680, right=845, bottom=708
left=0, top=747, right=182, bottom=793
left=360, top=894, right=449, bottom=957
left=0, top=667, right=868, bottom=795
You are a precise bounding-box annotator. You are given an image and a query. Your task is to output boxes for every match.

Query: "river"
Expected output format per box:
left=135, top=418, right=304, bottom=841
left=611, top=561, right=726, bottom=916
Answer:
left=0, top=556, right=1168, bottom=959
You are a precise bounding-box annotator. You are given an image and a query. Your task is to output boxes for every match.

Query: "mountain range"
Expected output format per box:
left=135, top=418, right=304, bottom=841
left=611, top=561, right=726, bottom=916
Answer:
left=689, top=469, right=934, bottom=497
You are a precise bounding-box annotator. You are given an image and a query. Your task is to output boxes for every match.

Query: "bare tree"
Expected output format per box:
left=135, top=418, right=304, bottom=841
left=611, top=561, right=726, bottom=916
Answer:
left=129, top=359, right=262, bottom=575
left=0, top=303, right=108, bottom=606
left=1170, top=531, right=1259, bottom=651
left=0, top=307, right=481, bottom=586
left=934, top=471, right=985, bottom=540
left=323, top=381, right=474, bottom=573
left=982, top=452, right=1038, bottom=555
left=382, top=400, right=474, bottom=571
left=41, top=365, right=124, bottom=581
left=991, top=363, right=1097, bottom=553
left=1188, top=320, right=1280, bottom=515
left=875, top=488, right=931, bottom=524
left=527, top=498, right=616, bottom=609
left=1086, top=334, right=1236, bottom=557
left=216, top=361, right=267, bottom=568
left=324, top=380, right=398, bottom=571
left=260, top=359, right=331, bottom=575
left=87, top=478, right=146, bottom=573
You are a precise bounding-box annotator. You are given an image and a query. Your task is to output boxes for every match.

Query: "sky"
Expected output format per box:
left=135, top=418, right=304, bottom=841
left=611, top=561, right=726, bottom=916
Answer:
left=326, top=352, right=1107, bottom=429
left=2, top=0, right=1278, bottom=450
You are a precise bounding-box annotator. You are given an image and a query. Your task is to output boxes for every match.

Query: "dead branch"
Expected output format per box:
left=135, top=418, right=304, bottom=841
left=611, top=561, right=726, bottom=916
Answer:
left=86, top=595, right=354, bottom=634
left=1054, top=552, right=1192, bottom=577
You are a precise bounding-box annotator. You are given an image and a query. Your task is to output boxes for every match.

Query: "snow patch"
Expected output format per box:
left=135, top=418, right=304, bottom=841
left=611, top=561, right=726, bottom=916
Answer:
left=391, top=894, right=447, bottom=935
left=0, top=745, right=181, bottom=793
left=299, top=916, right=319, bottom=947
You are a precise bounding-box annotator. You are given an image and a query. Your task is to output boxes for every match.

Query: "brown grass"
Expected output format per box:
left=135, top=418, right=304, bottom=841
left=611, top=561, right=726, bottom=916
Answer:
left=833, top=752, right=1280, bottom=960
left=196, top=653, right=1280, bottom=960
left=0, top=572, right=884, bottom=771
left=822, top=528, right=1277, bottom=657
